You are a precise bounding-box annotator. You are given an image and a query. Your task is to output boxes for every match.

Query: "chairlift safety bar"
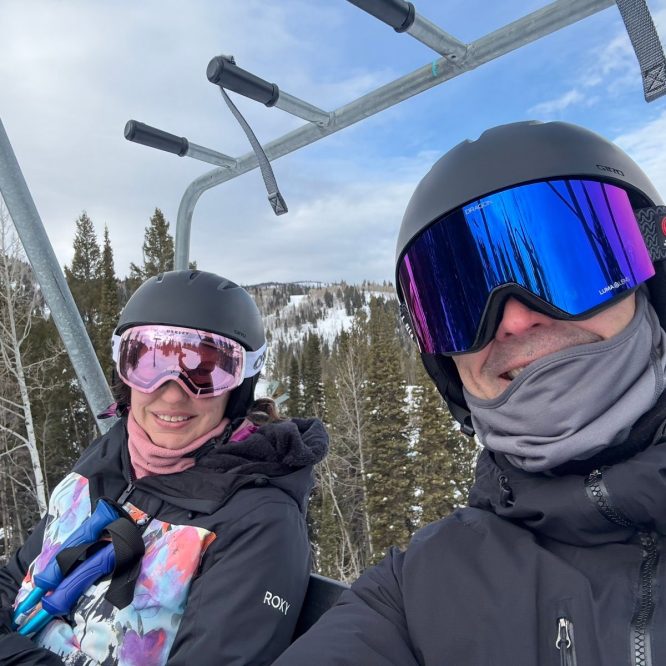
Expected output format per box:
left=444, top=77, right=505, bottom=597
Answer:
left=167, top=0, right=617, bottom=270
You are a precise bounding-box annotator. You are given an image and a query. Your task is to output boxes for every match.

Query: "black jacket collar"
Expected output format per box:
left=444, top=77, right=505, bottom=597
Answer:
left=468, top=394, right=666, bottom=546
left=79, top=417, right=328, bottom=517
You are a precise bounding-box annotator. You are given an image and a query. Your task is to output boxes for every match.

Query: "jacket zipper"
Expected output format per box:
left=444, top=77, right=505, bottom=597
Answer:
left=117, top=480, right=135, bottom=506
left=584, top=469, right=633, bottom=528
left=631, top=532, right=658, bottom=666
left=585, top=469, right=659, bottom=666
left=555, top=618, right=577, bottom=666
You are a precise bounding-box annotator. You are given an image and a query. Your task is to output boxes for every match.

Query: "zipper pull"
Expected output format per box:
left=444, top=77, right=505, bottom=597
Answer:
left=117, top=482, right=135, bottom=506
left=556, top=617, right=576, bottom=665
left=556, top=618, right=572, bottom=650
left=498, top=474, right=514, bottom=507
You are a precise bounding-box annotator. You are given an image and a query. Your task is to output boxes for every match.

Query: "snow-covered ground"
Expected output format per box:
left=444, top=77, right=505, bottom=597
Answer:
left=253, top=282, right=397, bottom=396
left=265, top=294, right=357, bottom=347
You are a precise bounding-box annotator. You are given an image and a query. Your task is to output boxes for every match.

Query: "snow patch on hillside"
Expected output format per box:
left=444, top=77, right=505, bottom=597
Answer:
left=288, top=295, right=308, bottom=307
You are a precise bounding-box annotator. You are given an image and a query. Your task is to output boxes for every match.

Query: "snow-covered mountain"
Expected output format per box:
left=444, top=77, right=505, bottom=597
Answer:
left=249, top=281, right=396, bottom=347
left=246, top=281, right=398, bottom=398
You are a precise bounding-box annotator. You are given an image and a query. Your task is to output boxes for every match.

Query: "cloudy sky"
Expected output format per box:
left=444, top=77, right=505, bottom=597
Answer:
left=2, top=0, right=666, bottom=285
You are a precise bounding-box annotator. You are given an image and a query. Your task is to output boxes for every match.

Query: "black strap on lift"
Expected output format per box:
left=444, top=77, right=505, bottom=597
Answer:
left=211, top=55, right=288, bottom=216
left=55, top=516, right=146, bottom=610
left=616, top=0, right=666, bottom=102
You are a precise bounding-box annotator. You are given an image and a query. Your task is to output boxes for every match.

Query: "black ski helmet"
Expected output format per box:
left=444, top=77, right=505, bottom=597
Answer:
left=395, top=120, right=666, bottom=433
left=114, top=270, right=266, bottom=419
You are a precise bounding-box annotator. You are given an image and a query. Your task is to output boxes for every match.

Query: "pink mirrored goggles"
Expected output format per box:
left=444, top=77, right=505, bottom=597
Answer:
left=112, top=325, right=266, bottom=398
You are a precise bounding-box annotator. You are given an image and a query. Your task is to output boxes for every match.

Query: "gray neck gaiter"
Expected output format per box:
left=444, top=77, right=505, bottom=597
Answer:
left=464, top=291, right=666, bottom=472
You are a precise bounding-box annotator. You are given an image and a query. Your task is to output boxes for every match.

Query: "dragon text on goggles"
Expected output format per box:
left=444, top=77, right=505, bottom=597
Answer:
left=398, top=178, right=655, bottom=354
left=113, top=325, right=266, bottom=398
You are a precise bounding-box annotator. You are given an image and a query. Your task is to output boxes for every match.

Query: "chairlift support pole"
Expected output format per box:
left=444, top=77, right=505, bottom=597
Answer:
left=0, top=119, right=114, bottom=433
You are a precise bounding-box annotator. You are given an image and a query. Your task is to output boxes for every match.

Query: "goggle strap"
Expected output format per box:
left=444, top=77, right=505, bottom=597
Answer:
left=244, top=342, right=267, bottom=379
left=636, top=206, right=666, bottom=262
left=111, top=333, right=121, bottom=364
left=398, top=303, right=418, bottom=346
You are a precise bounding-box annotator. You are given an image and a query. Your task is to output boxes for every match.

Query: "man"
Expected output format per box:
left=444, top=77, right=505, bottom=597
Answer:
left=275, top=121, right=666, bottom=665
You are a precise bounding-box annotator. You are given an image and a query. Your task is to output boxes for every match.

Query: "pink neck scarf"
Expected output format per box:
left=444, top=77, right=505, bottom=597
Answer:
left=127, top=411, right=230, bottom=479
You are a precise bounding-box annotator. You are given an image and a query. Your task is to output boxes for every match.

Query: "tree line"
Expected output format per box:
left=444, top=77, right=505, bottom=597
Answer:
left=0, top=204, right=176, bottom=559
left=0, top=202, right=478, bottom=583
left=250, top=285, right=479, bottom=580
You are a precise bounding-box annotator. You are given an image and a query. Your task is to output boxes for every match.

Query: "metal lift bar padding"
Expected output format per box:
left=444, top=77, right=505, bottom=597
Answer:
left=347, top=0, right=416, bottom=32
left=207, top=56, right=280, bottom=107
left=124, top=121, right=189, bottom=157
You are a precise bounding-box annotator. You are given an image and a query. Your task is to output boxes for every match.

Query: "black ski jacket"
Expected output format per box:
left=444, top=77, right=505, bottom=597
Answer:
left=276, top=399, right=666, bottom=666
left=0, top=416, right=328, bottom=666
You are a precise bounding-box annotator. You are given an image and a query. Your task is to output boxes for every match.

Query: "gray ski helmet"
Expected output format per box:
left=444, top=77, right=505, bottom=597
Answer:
left=395, top=120, right=666, bottom=433
left=114, top=270, right=266, bottom=419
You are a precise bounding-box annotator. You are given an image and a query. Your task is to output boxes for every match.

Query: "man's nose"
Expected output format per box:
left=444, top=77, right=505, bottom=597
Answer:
left=494, top=298, right=554, bottom=341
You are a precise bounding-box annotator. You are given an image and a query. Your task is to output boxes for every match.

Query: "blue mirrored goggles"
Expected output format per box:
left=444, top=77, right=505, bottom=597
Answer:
left=398, top=178, right=656, bottom=354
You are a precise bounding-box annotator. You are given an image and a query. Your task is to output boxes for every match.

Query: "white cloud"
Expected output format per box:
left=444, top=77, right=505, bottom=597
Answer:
left=183, top=149, right=436, bottom=284
left=613, top=109, right=666, bottom=198
left=529, top=89, right=585, bottom=115
left=4, top=0, right=666, bottom=289
left=1, top=0, right=395, bottom=280
left=527, top=3, right=666, bottom=117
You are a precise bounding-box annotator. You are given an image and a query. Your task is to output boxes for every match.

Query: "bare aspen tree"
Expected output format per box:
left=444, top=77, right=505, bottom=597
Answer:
left=315, top=456, right=363, bottom=580
left=0, top=202, right=47, bottom=515
left=332, top=319, right=374, bottom=562
left=311, top=315, right=376, bottom=581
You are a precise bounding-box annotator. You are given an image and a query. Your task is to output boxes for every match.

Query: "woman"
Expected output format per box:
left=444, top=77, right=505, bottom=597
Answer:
left=0, top=270, right=328, bottom=665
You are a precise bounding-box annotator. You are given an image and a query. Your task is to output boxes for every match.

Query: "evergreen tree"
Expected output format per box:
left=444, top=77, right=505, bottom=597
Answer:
left=64, top=211, right=101, bottom=332
left=307, top=380, right=341, bottom=577
left=364, top=297, right=413, bottom=560
left=25, top=317, right=93, bottom=486
left=301, top=333, right=325, bottom=419
left=412, top=362, right=478, bottom=526
left=62, top=212, right=104, bottom=450
left=286, top=354, right=303, bottom=417
left=0, top=207, right=92, bottom=551
left=97, top=226, right=120, bottom=379
left=129, top=208, right=174, bottom=282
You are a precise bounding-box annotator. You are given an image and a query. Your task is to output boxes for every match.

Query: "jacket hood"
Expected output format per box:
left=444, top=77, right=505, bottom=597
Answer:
left=198, top=417, right=328, bottom=475
left=468, top=392, right=666, bottom=546
left=134, top=417, right=328, bottom=515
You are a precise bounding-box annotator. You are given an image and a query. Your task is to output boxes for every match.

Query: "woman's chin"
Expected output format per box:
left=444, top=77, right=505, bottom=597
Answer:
left=146, top=415, right=197, bottom=449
